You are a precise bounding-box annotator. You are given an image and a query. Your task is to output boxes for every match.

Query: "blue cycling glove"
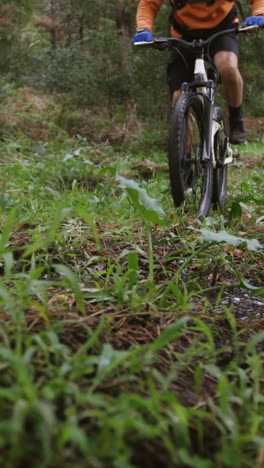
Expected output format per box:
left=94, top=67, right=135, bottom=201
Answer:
left=132, top=29, right=154, bottom=44
left=243, top=15, right=264, bottom=27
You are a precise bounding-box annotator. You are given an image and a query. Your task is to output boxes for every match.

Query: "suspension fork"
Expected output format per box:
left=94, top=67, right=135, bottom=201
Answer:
left=201, top=80, right=215, bottom=163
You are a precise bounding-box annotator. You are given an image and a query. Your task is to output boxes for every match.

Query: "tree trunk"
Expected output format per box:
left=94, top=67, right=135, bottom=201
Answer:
left=50, top=0, right=60, bottom=48
left=115, top=0, right=133, bottom=76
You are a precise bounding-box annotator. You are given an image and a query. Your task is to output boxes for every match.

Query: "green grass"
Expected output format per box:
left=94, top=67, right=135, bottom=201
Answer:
left=0, top=102, right=263, bottom=467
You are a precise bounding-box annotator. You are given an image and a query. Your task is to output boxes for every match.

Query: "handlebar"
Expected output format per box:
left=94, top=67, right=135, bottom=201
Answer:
left=133, top=25, right=260, bottom=50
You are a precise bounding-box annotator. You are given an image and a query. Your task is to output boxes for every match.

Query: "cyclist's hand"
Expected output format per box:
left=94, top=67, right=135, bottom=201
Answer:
left=132, top=29, right=154, bottom=44
left=243, top=15, right=264, bottom=27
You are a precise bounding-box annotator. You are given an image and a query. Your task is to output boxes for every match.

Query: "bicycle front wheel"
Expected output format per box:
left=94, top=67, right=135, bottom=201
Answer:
left=168, top=93, right=213, bottom=219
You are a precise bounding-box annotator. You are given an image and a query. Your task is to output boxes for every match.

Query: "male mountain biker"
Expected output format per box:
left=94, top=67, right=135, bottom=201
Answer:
left=132, top=0, right=264, bottom=144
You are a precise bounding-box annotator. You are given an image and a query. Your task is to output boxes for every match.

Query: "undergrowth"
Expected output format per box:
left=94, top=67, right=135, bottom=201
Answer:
left=0, top=89, right=263, bottom=467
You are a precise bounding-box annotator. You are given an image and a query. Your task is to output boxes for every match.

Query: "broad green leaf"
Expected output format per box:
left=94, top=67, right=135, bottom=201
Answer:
left=116, top=174, right=167, bottom=225
left=196, top=228, right=263, bottom=252
left=229, top=200, right=243, bottom=220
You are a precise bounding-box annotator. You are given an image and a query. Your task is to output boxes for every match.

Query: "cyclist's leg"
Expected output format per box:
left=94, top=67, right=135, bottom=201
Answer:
left=214, top=51, right=242, bottom=108
left=210, top=33, right=247, bottom=144
left=172, top=89, right=181, bottom=107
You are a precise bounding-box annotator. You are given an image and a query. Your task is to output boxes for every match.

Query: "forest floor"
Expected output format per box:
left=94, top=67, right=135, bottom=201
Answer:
left=245, top=116, right=264, bottom=134
left=0, top=90, right=263, bottom=466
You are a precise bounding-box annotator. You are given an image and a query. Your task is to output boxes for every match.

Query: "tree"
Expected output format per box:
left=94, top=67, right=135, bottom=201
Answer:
left=0, top=0, right=37, bottom=72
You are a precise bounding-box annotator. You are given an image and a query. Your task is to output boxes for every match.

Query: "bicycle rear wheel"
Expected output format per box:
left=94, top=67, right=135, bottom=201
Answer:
left=212, top=107, right=228, bottom=207
left=168, top=93, right=213, bottom=219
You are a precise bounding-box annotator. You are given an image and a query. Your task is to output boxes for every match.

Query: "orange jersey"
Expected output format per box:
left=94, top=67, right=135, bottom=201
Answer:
left=136, top=0, right=264, bottom=36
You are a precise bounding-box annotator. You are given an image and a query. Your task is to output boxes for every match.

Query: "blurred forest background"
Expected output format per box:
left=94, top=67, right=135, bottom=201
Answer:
left=0, top=0, right=263, bottom=135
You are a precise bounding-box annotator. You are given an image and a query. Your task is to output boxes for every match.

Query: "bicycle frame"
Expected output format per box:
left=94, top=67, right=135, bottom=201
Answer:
left=181, top=44, right=227, bottom=169
left=189, top=52, right=233, bottom=168
left=181, top=46, right=216, bottom=165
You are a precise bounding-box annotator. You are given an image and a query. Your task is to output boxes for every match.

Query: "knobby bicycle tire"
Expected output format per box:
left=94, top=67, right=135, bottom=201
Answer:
left=212, top=107, right=228, bottom=208
left=168, top=93, right=213, bottom=219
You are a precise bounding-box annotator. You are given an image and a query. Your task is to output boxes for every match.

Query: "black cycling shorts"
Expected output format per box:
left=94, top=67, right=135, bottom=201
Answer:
left=167, top=11, right=240, bottom=95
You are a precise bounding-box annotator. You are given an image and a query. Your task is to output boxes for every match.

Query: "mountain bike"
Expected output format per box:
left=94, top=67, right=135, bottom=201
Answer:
left=134, top=25, right=259, bottom=219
